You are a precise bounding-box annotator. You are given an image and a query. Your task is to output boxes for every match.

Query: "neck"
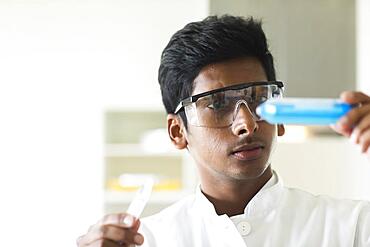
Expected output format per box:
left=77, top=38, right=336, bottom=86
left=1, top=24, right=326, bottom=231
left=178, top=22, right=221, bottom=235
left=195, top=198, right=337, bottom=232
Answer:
left=200, top=167, right=273, bottom=217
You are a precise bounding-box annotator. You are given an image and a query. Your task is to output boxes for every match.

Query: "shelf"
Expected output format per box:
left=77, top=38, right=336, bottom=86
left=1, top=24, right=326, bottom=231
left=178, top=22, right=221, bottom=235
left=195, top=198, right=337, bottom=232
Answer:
left=104, top=109, right=198, bottom=213
left=105, top=190, right=192, bottom=204
left=105, top=144, right=182, bottom=157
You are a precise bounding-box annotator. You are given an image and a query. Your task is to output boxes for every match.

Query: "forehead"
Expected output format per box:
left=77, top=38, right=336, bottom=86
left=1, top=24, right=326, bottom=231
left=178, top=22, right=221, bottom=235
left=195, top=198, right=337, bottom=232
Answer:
left=192, top=57, right=267, bottom=95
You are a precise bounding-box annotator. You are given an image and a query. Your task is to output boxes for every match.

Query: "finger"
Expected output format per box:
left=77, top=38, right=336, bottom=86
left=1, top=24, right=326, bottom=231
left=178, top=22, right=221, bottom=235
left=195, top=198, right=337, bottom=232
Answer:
left=330, top=123, right=352, bottom=137
left=89, top=239, right=119, bottom=247
left=131, top=218, right=141, bottom=232
left=358, top=128, right=370, bottom=153
left=99, top=213, right=137, bottom=228
left=83, top=225, right=144, bottom=246
left=340, top=91, right=370, bottom=104
left=350, top=114, right=370, bottom=144
left=337, top=104, right=370, bottom=130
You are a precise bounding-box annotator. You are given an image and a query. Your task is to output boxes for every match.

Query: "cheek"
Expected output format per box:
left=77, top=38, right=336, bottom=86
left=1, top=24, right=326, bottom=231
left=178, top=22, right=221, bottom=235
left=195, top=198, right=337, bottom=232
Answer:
left=265, top=125, right=278, bottom=152
left=207, top=134, right=225, bottom=154
left=188, top=128, right=226, bottom=155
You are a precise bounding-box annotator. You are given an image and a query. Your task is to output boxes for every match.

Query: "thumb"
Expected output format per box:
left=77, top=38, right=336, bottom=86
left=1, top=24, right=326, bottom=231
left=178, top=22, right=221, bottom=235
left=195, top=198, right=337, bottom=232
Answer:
left=131, top=218, right=141, bottom=232
left=340, top=91, right=370, bottom=104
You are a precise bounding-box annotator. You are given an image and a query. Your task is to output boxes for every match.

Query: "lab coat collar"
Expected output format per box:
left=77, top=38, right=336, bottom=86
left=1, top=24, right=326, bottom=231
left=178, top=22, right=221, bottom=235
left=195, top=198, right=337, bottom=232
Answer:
left=192, top=170, right=284, bottom=219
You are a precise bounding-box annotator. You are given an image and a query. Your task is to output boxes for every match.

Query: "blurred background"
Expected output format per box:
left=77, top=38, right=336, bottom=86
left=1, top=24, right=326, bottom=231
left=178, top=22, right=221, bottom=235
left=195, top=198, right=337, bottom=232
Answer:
left=0, top=0, right=369, bottom=246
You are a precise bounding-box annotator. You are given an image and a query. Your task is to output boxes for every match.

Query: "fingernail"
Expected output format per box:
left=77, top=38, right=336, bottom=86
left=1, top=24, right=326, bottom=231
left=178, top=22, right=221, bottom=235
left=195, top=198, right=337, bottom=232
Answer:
left=339, top=117, right=348, bottom=125
left=134, top=234, right=144, bottom=245
left=122, top=215, right=134, bottom=226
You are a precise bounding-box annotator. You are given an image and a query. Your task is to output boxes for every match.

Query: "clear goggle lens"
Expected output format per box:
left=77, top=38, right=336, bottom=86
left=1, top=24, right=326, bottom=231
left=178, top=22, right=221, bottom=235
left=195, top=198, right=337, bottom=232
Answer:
left=185, top=84, right=282, bottom=128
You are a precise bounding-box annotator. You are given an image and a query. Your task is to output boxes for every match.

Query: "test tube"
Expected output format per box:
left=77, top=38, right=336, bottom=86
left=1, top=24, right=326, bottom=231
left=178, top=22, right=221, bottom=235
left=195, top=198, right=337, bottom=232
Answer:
left=256, top=98, right=353, bottom=125
left=126, top=178, right=154, bottom=219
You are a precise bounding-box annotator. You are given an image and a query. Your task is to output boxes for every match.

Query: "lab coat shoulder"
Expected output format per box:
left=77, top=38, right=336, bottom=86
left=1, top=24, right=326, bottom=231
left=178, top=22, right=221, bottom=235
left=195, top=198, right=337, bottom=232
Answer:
left=355, top=201, right=370, bottom=246
left=280, top=187, right=370, bottom=246
left=282, top=186, right=370, bottom=211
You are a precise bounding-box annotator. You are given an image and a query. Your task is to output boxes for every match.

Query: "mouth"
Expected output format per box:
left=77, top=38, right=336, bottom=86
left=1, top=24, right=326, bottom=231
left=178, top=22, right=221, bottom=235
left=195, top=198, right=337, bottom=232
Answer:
left=230, top=143, right=264, bottom=161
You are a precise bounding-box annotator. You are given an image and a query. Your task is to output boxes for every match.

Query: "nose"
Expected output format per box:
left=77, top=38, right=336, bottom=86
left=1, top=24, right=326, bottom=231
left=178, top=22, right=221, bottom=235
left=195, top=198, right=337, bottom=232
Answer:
left=231, top=101, right=258, bottom=136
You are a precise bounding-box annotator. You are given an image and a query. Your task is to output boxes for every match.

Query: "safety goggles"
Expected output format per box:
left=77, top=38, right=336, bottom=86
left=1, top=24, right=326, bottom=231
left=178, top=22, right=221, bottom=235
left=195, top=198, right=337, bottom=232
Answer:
left=174, top=81, right=284, bottom=128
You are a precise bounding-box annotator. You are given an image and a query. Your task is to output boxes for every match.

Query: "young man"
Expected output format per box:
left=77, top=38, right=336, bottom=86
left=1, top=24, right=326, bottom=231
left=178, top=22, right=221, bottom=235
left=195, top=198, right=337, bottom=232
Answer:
left=77, top=16, right=370, bottom=246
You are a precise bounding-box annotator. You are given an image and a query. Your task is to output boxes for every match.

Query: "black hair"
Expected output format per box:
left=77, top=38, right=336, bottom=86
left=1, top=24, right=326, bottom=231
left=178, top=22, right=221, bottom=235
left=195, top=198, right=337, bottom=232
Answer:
left=158, top=15, right=276, bottom=127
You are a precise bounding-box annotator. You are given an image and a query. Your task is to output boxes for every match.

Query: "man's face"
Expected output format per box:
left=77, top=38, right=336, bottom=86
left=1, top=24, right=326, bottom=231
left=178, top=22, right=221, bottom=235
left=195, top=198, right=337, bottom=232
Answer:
left=182, top=57, right=284, bottom=183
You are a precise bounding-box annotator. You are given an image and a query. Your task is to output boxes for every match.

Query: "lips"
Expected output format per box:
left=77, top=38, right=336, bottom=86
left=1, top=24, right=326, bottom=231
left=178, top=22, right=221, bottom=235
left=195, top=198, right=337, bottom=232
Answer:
left=231, top=143, right=264, bottom=160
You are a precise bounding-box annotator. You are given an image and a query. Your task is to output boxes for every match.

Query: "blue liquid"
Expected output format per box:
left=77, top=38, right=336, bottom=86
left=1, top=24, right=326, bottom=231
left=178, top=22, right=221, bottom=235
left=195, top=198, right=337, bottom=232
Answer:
left=256, top=98, right=353, bottom=125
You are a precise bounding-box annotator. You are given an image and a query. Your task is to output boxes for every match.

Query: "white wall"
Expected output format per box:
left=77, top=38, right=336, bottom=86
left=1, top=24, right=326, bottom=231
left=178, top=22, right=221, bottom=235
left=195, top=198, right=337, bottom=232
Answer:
left=0, top=1, right=207, bottom=246
left=274, top=137, right=370, bottom=201
left=356, top=0, right=370, bottom=93
left=209, top=0, right=356, bottom=98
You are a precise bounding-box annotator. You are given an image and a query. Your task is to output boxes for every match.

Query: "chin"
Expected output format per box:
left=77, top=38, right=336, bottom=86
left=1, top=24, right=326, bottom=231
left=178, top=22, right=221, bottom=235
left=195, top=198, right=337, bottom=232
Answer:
left=228, top=159, right=271, bottom=180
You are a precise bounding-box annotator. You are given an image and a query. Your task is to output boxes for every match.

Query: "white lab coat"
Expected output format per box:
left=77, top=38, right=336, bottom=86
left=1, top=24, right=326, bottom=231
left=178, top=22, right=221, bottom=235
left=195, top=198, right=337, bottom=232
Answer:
left=139, top=172, right=370, bottom=246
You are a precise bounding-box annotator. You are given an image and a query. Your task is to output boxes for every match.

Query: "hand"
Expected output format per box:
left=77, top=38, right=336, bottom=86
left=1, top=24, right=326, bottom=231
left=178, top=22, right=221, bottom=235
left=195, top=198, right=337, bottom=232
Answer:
left=331, top=91, right=370, bottom=154
left=76, top=213, right=144, bottom=247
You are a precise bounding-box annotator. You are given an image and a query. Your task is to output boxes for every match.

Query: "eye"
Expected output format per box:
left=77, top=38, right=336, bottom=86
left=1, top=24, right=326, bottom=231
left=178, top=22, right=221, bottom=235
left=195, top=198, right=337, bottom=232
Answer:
left=207, top=99, right=225, bottom=110
left=207, top=102, right=220, bottom=110
left=207, top=104, right=215, bottom=109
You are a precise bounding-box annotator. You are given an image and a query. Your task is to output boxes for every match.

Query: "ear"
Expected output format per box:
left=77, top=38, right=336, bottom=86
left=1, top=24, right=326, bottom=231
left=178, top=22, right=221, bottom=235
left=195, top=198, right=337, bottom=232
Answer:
left=167, top=114, right=188, bottom=150
left=277, top=124, right=285, bottom=136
